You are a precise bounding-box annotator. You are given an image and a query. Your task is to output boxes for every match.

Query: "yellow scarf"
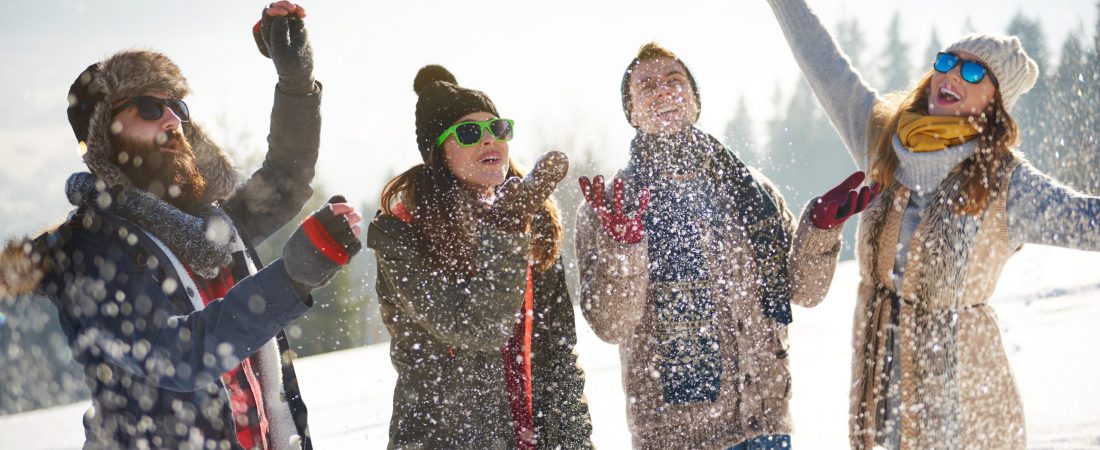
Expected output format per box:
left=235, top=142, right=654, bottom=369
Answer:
left=897, top=111, right=980, bottom=152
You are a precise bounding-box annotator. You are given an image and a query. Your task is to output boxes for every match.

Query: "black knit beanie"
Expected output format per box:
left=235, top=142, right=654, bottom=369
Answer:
left=620, top=50, right=701, bottom=125
left=413, top=65, right=499, bottom=162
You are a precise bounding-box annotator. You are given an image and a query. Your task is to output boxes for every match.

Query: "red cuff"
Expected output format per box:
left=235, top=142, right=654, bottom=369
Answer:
left=303, top=216, right=350, bottom=265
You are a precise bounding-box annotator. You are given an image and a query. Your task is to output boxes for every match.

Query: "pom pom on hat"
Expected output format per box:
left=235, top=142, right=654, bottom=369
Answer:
left=413, top=64, right=457, bottom=95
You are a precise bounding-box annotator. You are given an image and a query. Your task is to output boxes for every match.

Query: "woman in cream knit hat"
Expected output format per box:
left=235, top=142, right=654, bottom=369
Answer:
left=767, top=1, right=1100, bottom=448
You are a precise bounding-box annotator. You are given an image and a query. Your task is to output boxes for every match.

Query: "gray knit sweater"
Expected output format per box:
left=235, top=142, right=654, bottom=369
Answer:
left=769, top=0, right=1100, bottom=448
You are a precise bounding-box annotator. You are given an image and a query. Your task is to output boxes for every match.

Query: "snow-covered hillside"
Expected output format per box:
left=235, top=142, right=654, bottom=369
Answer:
left=2, top=245, right=1099, bottom=449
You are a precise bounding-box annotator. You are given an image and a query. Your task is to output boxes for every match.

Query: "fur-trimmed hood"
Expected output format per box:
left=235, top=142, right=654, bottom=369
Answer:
left=2, top=50, right=243, bottom=299
left=68, top=49, right=238, bottom=203
left=0, top=239, right=49, bottom=298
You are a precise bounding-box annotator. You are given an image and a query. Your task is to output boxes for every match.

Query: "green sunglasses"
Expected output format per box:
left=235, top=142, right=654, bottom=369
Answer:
left=436, top=118, right=515, bottom=148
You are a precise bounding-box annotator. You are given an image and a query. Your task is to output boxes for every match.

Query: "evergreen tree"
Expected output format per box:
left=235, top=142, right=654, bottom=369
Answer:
left=962, top=17, right=977, bottom=34
left=1081, top=2, right=1100, bottom=192
left=879, top=12, right=913, bottom=91
left=1007, top=13, right=1051, bottom=78
left=0, top=296, right=88, bottom=414
left=1006, top=12, right=1052, bottom=170
left=1049, top=33, right=1089, bottom=189
left=924, top=28, right=943, bottom=63
left=763, top=82, right=787, bottom=177
left=723, top=95, right=759, bottom=167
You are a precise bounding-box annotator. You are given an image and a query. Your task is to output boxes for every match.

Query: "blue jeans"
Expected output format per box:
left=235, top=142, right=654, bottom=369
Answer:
left=726, top=434, right=791, bottom=450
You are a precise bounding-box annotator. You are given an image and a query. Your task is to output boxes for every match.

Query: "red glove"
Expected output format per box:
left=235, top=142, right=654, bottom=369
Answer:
left=578, top=175, right=651, bottom=244
left=811, top=171, right=881, bottom=229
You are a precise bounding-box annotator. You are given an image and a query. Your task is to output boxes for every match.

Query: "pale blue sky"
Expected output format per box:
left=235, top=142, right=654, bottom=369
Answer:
left=0, top=0, right=1095, bottom=237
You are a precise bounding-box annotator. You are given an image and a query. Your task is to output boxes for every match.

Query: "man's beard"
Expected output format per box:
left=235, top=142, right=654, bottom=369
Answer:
left=111, top=129, right=207, bottom=210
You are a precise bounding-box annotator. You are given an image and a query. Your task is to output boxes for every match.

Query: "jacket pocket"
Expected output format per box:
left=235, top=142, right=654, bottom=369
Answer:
left=758, top=365, right=793, bottom=431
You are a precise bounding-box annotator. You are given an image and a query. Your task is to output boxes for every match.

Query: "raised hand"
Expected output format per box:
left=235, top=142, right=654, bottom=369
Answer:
left=283, top=195, right=362, bottom=290
left=811, top=171, right=881, bottom=229
left=486, top=151, right=569, bottom=233
left=578, top=175, right=650, bottom=244
left=253, top=1, right=315, bottom=95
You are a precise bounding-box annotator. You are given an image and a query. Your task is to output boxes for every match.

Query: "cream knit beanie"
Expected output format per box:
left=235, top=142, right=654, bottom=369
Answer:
left=944, top=33, right=1040, bottom=111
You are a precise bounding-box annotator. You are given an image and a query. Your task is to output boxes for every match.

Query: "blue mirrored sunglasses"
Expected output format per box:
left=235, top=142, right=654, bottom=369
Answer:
left=933, top=52, right=998, bottom=87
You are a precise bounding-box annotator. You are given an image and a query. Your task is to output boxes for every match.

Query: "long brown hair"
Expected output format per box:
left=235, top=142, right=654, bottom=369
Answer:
left=380, top=146, right=563, bottom=277
left=868, top=70, right=1019, bottom=214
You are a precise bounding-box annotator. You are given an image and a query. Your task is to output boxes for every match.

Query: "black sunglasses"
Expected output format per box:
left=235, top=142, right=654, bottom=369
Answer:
left=110, top=96, right=191, bottom=122
left=933, top=52, right=999, bottom=87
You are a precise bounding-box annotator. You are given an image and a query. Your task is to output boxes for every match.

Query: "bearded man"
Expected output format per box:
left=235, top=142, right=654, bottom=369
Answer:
left=0, top=3, right=362, bottom=449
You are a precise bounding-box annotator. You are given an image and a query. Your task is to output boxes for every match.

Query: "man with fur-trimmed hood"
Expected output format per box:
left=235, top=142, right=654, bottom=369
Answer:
left=0, top=3, right=363, bottom=449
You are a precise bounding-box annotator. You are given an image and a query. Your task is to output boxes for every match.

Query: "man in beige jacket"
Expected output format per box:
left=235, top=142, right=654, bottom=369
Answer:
left=575, top=42, right=878, bottom=449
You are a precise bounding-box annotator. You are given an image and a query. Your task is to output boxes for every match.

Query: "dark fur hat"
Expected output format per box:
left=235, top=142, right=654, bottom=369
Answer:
left=66, top=50, right=238, bottom=203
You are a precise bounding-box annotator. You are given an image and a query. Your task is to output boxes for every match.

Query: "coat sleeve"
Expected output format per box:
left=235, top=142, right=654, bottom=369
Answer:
left=756, top=170, right=843, bottom=308
left=366, top=215, right=529, bottom=352
left=222, top=85, right=323, bottom=245
left=531, top=261, right=594, bottom=449
left=767, top=0, right=880, bottom=169
left=49, top=229, right=312, bottom=392
left=574, top=201, right=650, bottom=344
left=1007, top=161, right=1100, bottom=251
left=787, top=201, right=844, bottom=308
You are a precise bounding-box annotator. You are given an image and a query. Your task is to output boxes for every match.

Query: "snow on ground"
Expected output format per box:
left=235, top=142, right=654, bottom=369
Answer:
left=2, top=245, right=1099, bottom=449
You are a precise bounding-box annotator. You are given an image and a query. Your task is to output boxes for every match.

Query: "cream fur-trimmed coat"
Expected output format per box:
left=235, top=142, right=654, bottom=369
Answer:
left=850, top=150, right=1027, bottom=450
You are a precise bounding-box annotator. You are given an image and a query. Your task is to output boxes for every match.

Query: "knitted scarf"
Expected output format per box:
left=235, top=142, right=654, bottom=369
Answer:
left=897, top=111, right=980, bottom=152
left=625, top=127, right=792, bottom=404
left=65, top=172, right=234, bottom=279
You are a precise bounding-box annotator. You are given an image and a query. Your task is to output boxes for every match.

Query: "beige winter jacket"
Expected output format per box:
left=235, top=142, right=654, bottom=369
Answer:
left=576, top=168, right=843, bottom=449
left=850, top=152, right=1028, bottom=450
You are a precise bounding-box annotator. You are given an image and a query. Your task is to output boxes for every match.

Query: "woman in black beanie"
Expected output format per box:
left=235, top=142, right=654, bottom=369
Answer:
left=365, top=65, right=593, bottom=449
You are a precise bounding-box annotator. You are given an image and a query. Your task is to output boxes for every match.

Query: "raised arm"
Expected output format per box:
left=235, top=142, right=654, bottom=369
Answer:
left=775, top=170, right=877, bottom=307
left=787, top=206, right=844, bottom=308
left=574, top=176, right=650, bottom=344
left=1008, top=162, right=1100, bottom=250
left=224, top=6, right=322, bottom=244
left=767, top=0, right=880, bottom=168
left=753, top=170, right=839, bottom=308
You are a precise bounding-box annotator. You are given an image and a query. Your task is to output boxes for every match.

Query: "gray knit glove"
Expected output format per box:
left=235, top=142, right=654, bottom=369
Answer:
left=254, top=11, right=315, bottom=95
left=282, top=196, right=361, bottom=290
left=486, top=151, right=569, bottom=233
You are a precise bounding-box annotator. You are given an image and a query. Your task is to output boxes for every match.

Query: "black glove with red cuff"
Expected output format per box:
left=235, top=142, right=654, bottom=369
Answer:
left=283, top=195, right=361, bottom=291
